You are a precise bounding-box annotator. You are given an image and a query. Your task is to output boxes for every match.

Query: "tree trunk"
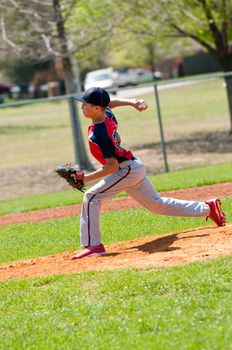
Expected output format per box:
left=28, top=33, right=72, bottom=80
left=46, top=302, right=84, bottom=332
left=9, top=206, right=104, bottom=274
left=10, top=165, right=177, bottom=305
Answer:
left=53, top=0, right=76, bottom=94
left=218, top=54, right=232, bottom=134
left=61, top=56, right=76, bottom=94
left=53, top=0, right=94, bottom=170
left=146, top=42, right=156, bottom=73
left=224, top=75, right=232, bottom=134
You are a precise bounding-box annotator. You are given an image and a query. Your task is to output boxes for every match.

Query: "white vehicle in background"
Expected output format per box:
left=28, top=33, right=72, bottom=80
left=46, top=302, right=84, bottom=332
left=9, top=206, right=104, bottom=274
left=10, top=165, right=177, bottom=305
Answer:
left=84, top=68, right=117, bottom=92
left=134, top=68, right=154, bottom=84
left=153, top=70, right=163, bottom=80
left=134, top=68, right=163, bottom=84
left=84, top=67, right=138, bottom=93
left=113, top=67, right=138, bottom=87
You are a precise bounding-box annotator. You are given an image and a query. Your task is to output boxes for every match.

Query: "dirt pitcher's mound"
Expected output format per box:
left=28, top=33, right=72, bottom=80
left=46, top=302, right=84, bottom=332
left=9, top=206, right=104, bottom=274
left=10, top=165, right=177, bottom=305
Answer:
left=1, top=224, right=231, bottom=281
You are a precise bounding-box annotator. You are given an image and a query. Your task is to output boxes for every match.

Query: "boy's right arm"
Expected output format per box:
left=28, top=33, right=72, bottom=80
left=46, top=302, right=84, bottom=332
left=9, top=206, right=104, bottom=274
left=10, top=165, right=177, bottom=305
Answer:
left=83, top=157, right=119, bottom=184
left=109, top=98, right=148, bottom=111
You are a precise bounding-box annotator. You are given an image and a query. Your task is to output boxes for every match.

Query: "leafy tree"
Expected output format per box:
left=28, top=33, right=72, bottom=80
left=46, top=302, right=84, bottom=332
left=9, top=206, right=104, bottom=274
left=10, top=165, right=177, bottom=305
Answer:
left=160, top=0, right=232, bottom=133
left=0, top=0, right=125, bottom=169
left=0, top=0, right=124, bottom=93
left=124, top=0, right=232, bottom=132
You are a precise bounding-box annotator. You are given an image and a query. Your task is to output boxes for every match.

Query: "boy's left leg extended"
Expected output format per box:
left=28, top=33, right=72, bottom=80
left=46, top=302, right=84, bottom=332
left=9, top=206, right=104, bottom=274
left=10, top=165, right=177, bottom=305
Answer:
left=127, top=176, right=210, bottom=217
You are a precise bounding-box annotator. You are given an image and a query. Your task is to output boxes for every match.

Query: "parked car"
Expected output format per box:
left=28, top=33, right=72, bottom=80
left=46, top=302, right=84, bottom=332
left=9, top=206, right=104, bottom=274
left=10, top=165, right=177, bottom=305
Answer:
left=113, top=67, right=138, bottom=87
left=84, top=68, right=117, bottom=92
left=134, top=69, right=163, bottom=84
left=0, top=83, right=12, bottom=97
left=9, top=84, right=21, bottom=98
left=153, top=71, right=163, bottom=80
left=84, top=67, right=138, bottom=92
left=0, top=82, right=22, bottom=99
left=134, top=69, right=154, bottom=84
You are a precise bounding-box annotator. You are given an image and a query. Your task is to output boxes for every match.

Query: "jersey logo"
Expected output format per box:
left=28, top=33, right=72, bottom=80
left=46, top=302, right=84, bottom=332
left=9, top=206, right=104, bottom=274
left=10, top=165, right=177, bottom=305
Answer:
left=112, top=130, right=123, bottom=153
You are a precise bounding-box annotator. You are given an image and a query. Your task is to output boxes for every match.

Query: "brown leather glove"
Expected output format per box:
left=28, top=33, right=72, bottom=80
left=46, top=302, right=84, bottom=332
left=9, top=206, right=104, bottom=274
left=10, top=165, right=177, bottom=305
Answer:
left=56, top=164, right=85, bottom=192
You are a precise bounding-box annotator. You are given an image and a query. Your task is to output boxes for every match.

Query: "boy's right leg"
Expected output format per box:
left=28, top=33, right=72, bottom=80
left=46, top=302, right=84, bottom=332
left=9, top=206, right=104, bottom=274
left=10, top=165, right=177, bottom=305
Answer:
left=79, top=161, right=146, bottom=250
left=80, top=166, right=135, bottom=248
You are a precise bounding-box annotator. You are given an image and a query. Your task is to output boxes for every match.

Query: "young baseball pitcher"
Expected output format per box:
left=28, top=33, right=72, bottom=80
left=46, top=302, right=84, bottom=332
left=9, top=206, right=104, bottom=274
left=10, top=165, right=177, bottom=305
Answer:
left=57, top=87, right=226, bottom=259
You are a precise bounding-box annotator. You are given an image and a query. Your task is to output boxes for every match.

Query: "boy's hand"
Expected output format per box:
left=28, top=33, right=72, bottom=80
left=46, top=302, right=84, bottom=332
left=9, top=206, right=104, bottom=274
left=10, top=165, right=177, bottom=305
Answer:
left=132, top=99, right=148, bottom=111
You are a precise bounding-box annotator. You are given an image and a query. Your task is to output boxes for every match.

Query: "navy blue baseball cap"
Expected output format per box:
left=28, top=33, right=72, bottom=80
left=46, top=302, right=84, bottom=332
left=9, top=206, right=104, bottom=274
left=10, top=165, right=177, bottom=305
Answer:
left=74, top=87, right=110, bottom=107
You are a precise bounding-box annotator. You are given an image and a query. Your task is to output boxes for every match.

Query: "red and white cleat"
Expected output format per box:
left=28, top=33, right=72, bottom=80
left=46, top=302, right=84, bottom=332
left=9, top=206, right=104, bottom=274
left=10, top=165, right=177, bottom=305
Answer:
left=205, top=198, right=226, bottom=227
left=71, top=244, right=106, bottom=260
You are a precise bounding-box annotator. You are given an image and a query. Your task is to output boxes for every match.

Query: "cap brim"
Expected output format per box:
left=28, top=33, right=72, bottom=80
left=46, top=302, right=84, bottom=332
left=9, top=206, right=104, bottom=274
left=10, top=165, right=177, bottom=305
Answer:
left=73, top=93, right=85, bottom=102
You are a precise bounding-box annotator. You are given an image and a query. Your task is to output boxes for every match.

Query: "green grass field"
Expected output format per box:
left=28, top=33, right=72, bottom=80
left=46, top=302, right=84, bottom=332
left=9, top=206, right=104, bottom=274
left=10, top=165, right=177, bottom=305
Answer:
left=1, top=83, right=232, bottom=350
left=1, top=258, right=232, bottom=350
left=0, top=161, right=231, bottom=215
left=0, top=163, right=232, bottom=349
left=0, top=78, right=231, bottom=169
left=159, top=79, right=230, bottom=134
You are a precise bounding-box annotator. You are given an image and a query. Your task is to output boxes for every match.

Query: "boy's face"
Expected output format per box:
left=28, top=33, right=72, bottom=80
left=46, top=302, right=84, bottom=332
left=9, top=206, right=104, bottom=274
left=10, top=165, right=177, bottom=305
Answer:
left=81, top=102, right=104, bottom=119
left=81, top=102, right=95, bottom=119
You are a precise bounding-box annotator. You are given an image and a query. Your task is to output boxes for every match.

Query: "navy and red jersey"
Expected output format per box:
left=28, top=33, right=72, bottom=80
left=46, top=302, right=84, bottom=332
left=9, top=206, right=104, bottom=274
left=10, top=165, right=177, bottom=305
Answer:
left=88, top=108, right=134, bottom=165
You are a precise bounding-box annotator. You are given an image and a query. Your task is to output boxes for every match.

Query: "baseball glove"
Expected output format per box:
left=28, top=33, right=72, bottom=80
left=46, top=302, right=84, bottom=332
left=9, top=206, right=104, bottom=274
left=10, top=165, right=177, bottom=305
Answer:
left=56, top=164, right=85, bottom=192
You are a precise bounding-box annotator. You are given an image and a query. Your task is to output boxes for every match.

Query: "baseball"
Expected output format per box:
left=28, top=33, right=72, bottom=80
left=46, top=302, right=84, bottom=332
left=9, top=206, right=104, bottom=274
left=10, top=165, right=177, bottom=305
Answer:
left=138, top=100, right=147, bottom=110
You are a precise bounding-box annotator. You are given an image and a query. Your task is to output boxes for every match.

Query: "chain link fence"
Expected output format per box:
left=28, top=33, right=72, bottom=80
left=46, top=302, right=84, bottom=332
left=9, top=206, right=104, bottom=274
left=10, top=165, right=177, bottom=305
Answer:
left=0, top=73, right=231, bottom=200
left=153, top=73, right=232, bottom=173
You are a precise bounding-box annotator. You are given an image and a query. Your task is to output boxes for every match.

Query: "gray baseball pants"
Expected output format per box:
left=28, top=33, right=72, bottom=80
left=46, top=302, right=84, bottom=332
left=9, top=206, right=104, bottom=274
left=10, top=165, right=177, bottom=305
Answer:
left=80, top=158, right=210, bottom=246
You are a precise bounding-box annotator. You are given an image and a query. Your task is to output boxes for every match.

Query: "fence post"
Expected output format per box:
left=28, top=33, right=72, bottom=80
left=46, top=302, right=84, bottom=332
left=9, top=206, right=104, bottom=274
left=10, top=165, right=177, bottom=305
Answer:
left=154, top=83, right=169, bottom=172
left=68, top=97, right=94, bottom=170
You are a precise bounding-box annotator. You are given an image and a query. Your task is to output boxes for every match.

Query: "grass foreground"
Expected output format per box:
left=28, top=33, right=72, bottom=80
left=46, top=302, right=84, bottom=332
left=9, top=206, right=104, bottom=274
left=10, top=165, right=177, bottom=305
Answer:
left=1, top=257, right=232, bottom=350
left=0, top=161, right=231, bottom=350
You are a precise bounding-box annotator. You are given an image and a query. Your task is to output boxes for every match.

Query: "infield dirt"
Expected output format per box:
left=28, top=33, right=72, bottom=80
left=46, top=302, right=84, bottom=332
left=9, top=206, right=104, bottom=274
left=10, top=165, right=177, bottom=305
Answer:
left=0, top=182, right=231, bottom=281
